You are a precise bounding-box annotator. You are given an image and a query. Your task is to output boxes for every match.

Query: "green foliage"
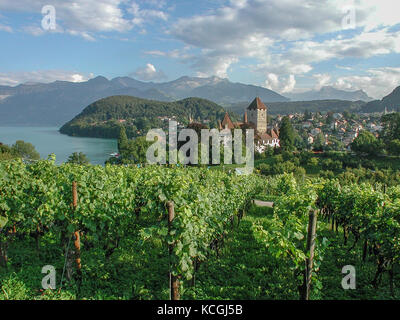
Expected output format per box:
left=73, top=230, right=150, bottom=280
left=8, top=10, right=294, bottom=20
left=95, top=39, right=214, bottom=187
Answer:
left=0, top=160, right=263, bottom=289
left=120, top=137, right=152, bottom=164
left=60, top=96, right=229, bottom=139
left=351, top=131, right=383, bottom=156
left=388, top=139, right=400, bottom=156
left=117, top=126, right=129, bottom=153
left=279, top=116, right=295, bottom=151
left=10, top=140, right=40, bottom=160
left=66, top=152, right=90, bottom=165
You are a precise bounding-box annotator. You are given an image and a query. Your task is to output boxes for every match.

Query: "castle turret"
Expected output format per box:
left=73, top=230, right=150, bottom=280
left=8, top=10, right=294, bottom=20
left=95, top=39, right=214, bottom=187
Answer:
left=246, top=97, right=267, bottom=133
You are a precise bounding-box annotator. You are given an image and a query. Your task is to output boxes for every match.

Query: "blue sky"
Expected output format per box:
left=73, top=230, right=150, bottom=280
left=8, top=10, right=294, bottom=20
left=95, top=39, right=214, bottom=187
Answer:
left=0, top=0, right=400, bottom=99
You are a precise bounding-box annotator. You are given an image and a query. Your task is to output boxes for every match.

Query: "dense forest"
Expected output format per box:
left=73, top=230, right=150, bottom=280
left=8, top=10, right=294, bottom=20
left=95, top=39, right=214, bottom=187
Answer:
left=60, top=96, right=235, bottom=139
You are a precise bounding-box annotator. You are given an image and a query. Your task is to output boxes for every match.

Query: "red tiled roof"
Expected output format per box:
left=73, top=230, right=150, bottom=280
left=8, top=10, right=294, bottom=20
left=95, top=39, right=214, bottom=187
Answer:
left=221, top=112, right=235, bottom=129
left=247, top=97, right=267, bottom=110
left=271, top=128, right=279, bottom=139
left=258, top=132, right=273, bottom=141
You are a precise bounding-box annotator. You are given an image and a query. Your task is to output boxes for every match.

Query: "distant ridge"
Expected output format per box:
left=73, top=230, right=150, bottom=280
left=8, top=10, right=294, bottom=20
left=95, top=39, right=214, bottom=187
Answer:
left=0, top=75, right=288, bottom=126
left=362, top=85, right=400, bottom=113
left=285, top=86, right=374, bottom=102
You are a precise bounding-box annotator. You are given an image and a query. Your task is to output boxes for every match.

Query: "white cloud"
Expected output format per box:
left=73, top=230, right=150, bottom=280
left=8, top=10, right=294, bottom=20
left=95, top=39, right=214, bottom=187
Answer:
left=165, top=0, right=400, bottom=93
left=331, top=67, right=400, bottom=99
left=132, top=63, right=167, bottom=81
left=0, top=0, right=169, bottom=40
left=129, top=2, right=168, bottom=27
left=335, top=65, right=353, bottom=71
left=265, top=73, right=296, bottom=93
left=313, top=74, right=332, bottom=90
left=0, top=70, right=93, bottom=86
left=0, top=23, right=12, bottom=33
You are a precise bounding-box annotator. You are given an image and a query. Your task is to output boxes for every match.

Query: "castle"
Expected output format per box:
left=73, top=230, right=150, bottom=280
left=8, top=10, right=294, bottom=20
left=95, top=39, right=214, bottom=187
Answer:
left=218, top=97, right=280, bottom=151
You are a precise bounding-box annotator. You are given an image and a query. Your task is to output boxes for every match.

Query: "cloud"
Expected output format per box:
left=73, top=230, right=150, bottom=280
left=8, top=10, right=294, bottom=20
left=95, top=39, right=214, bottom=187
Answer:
left=335, top=65, right=353, bottom=71
left=331, top=67, right=400, bottom=99
left=288, top=29, right=400, bottom=64
left=131, top=63, right=167, bottom=81
left=165, top=0, right=400, bottom=93
left=313, top=74, right=332, bottom=90
left=264, top=73, right=296, bottom=93
left=0, top=23, right=12, bottom=33
left=129, top=2, right=168, bottom=27
left=170, top=0, right=350, bottom=49
left=0, top=70, right=93, bottom=86
left=0, top=0, right=169, bottom=40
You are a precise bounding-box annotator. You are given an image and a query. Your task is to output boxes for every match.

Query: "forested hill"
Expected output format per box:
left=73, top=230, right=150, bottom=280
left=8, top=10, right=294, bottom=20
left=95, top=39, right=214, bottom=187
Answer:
left=59, top=95, right=231, bottom=139
left=362, top=86, right=400, bottom=113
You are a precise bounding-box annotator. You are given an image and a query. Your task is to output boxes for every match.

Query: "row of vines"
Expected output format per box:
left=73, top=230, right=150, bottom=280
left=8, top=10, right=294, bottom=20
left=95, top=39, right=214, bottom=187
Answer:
left=0, top=159, right=263, bottom=298
left=253, top=174, right=400, bottom=298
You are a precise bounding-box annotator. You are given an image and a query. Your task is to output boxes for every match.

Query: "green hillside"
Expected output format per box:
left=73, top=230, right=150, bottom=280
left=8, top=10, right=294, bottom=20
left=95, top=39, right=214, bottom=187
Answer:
left=60, top=95, right=232, bottom=139
left=362, top=86, right=400, bottom=113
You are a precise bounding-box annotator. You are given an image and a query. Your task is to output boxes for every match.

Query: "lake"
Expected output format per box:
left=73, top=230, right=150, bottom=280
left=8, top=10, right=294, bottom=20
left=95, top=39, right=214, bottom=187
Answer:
left=0, top=127, right=118, bottom=165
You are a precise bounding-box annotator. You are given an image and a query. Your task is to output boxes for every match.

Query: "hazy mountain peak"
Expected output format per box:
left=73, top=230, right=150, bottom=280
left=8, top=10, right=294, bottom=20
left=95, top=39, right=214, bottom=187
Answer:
left=362, top=84, right=400, bottom=113
left=88, top=75, right=109, bottom=84
left=286, top=86, right=374, bottom=102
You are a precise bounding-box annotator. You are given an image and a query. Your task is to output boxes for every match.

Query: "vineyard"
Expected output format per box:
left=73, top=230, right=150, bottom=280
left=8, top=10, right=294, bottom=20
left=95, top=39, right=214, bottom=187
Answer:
left=0, top=158, right=399, bottom=299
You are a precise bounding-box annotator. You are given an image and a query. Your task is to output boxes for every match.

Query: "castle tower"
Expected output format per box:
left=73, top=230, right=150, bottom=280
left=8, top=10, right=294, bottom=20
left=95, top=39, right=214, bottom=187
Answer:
left=246, top=97, right=267, bottom=133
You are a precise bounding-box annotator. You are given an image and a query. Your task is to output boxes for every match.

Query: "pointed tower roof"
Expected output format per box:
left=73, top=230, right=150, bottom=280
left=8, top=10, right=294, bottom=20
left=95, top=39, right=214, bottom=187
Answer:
left=247, top=97, right=267, bottom=110
left=271, top=128, right=279, bottom=139
left=221, top=112, right=235, bottom=129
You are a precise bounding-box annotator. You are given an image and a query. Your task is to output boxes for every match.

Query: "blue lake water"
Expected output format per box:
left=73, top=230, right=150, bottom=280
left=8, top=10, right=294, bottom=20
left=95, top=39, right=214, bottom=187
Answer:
left=0, top=127, right=118, bottom=165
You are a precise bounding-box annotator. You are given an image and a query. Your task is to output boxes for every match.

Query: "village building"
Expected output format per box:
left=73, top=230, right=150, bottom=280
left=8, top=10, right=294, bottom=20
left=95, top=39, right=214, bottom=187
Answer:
left=218, top=97, right=280, bottom=152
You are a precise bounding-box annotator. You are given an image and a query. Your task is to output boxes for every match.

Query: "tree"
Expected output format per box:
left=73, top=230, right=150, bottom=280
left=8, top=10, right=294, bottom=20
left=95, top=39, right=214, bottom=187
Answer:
left=11, top=140, right=40, bottom=160
left=342, top=110, right=351, bottom=119
left=66, top=152, right=90, bottom=165
left=279, top=116, right=295, bottom=151
left=0, top=143, right=16, bottom=160
left=388, top=139, right=400, bottom=156
left=325, top=136, right=345, bottom=151
left=380, top=112, right=400, bottom=145
left=307, top=157, right=319, bottom=168
left=313, top=133, right=326, bottom=151
left=351, top=131, right=383, bottom=156
left=122, top=136, right=152, bottom=164
left=118, top=126, right=129, bottom=154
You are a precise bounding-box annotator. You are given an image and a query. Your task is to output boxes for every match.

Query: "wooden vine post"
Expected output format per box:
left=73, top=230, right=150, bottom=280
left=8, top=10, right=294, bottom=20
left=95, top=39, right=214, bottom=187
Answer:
left=72, top=182, right=82, bottom=280
left=300, top=209, right=318, bottom=300
left=167, top=201, right=180, bottom=300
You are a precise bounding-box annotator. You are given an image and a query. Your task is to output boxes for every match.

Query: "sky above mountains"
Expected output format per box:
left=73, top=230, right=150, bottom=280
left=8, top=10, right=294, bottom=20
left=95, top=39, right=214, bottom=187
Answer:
left=0, top=0, right=399, bottom=99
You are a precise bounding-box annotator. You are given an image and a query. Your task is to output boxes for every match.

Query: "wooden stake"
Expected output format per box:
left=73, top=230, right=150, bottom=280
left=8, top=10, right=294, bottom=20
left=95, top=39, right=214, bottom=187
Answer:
left=72, top=181, right=78, bottom=208
left=300, top=210, right=318, bottom=300
left=72, top=182, right=82, bottom=278
left=167, top=201, right=180, bottom=300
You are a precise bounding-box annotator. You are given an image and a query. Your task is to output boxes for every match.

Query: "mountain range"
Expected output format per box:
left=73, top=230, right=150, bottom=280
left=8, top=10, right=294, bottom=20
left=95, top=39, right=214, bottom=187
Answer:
left=362, top=86, right=400, bottom=113
left=284, top=86, right=374, bottom=102
left=0, top=75, right=288, bottom=126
